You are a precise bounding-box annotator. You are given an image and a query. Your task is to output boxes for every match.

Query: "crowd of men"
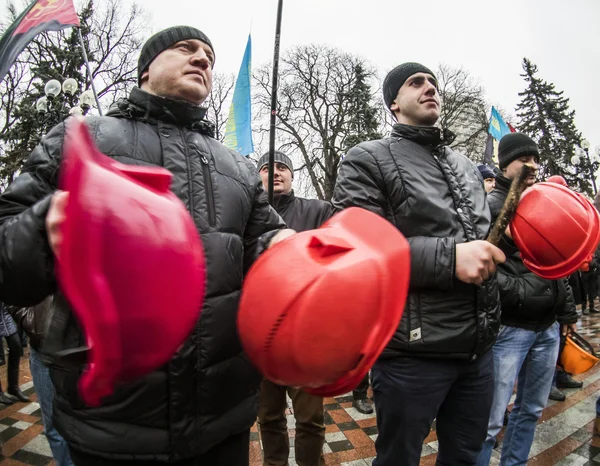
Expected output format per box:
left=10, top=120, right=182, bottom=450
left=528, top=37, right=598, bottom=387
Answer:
left=0, top=24, right=595, bottom=466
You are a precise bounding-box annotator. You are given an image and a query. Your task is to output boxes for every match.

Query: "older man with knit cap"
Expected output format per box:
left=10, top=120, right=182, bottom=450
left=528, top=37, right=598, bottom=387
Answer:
left=0, top=25, right=293, bottom=466
left=332, top=62, right=505, bottom=465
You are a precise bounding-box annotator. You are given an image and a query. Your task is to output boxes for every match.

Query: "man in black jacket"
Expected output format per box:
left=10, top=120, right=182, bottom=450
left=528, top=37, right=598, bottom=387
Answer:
left=332, top=62, right=505, bottom=466
left=477, top=133, right=578, bottom=466
left=257, top=150, right=332, bottom=466
left=0, top=26, right=292, bottom=466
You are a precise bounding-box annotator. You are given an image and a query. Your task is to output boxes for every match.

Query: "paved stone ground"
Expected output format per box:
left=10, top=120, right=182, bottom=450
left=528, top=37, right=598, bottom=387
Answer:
left=3, top=306, right=600, bottom=465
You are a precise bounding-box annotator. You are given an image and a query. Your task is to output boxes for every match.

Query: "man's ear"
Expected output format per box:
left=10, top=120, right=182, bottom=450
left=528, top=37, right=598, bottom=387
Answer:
left=139, top=70, right=149, bottom=87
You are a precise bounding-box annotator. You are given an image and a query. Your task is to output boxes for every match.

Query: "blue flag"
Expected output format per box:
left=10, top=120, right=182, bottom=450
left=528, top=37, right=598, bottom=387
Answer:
left=224, top=35, right=254, bottom=156
left=488, top=106, right=511, bottom=141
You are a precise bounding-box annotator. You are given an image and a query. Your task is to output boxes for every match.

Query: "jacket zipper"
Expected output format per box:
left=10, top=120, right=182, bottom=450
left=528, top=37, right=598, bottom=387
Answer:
left=200, top=154, right=216, bottom=227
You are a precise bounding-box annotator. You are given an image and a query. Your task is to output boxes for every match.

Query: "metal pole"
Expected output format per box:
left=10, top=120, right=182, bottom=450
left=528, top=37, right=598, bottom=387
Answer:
left=267, top=0, right=284, bottom=206
left=585, top=148, right=598, bottom=195
left=77, top=28, right=102, bottom=115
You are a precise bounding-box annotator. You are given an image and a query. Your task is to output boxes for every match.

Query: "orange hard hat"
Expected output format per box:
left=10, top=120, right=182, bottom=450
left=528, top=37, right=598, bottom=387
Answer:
left=238, top=207, right=410, bottom=396
left=57, top=118, right=206, bottom=406
left=560, top=332, right=599, bottom=375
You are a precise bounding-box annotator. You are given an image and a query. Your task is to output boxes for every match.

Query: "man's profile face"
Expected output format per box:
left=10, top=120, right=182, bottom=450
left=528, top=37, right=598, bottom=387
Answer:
left=390, top=72, right=440, bottom=127
left=141, top=39, right=214, bottom=105
left=260, top=162, right=293, bottom=195
left=504, top=155, right=538, bottom=186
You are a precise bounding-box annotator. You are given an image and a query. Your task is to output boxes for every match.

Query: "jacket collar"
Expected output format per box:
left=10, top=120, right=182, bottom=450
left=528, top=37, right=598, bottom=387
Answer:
left=495, top=173, right=512, bottom=192
left=390, top=123, right=456, bottom=147
left=107, top=87, right=215, bottom=136
left=273, top=190, right=295, bottom=212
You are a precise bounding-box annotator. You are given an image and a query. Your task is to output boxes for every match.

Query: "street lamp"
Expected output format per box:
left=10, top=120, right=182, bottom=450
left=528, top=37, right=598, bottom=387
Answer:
left=572, top=140, right=599, bottom=195
left=36, top=78, right=94, bottom=126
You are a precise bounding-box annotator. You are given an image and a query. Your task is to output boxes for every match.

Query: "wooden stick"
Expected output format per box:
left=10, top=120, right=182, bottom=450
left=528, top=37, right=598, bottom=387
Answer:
left=487, top=164, right=535, bottom=246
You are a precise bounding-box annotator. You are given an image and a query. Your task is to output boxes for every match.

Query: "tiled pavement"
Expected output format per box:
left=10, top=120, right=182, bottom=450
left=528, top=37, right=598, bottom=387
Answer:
left=3, top=307, right=600, bottom=465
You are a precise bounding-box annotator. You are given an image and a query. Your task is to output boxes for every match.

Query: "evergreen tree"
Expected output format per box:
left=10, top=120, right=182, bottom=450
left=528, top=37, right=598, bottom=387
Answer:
left=515, top=58, right=588, bottom=194
left=344, top=63, right=382, bottom=151
left=0, top=0, right=147, bottom=187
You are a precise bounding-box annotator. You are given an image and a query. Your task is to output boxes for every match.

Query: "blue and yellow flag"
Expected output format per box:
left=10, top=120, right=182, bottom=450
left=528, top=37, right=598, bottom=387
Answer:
left=488, top=106, right=511, bottom=141
left=224, top=35, right=254, bottom=156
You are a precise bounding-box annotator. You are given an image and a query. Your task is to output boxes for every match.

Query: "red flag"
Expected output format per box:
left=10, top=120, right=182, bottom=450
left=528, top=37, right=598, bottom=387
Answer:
left=0, top=0, right=80, bottom=83
left=507, top=122, right=517, bottom=133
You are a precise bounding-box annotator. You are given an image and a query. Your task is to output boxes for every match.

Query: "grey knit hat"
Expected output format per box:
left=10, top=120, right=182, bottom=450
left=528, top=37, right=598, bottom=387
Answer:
left=138, top=26, right=215, bottom=84
left=257, top=151, right=294, bottom=177
left=383, top=62, right=437, bottom=110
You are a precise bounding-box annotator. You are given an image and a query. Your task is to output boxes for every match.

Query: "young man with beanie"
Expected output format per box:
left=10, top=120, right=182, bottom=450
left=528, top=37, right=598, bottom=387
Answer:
left=477, top=133, right=578, bottom=466
left=477, top=164, right=496, bottom=193
left=332, top=62, right=505, bottom=466
left=0, top=26, right=293, bottom=465
left=257, top=150, right=332, bottom=466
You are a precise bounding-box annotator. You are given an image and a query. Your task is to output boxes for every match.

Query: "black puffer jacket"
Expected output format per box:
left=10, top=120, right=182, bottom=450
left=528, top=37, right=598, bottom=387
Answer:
left=332, top=124, right=500, bottom=360
left=489, top=175, right=578, bottom=330
left=272, top=191, right=333, bottom=232
left=0, top=88, right=285, bottom=462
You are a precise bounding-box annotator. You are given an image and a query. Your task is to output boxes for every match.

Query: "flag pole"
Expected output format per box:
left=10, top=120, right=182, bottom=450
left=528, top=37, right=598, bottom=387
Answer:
left=77, top=27, right=102, bottom=115
left=267, top=0, right=283, bottom=206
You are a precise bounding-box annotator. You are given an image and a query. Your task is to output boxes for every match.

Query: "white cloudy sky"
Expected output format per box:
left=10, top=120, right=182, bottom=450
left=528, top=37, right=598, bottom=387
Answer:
left=2, top=0, right=599, bottom=150
left=129, top=0, right=600, bottom=150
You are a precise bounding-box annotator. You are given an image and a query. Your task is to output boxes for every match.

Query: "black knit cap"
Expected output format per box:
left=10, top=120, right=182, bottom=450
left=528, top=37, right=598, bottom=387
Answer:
left=383, top=62, right=437, bottom=110
left=137, top=26, right=215, bottom=85
left=498, top=133, right=539, bottom=170
left=257, top=151, right=294, bottom=178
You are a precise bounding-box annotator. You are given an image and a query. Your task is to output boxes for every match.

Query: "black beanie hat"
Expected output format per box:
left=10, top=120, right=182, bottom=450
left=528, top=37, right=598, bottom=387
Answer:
left=383, top=62, right=437, bottom=110
left=138, top=26, right=215, bottom=85
left=498, top=133, right=539, bottom=170
left=257, top=151, right=294, bottom=177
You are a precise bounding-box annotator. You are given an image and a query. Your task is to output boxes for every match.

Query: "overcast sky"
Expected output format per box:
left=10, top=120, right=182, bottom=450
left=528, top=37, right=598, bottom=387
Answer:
left=124, top=0, right=600, bottom=151
left=2, top=0, right=599, bottom=151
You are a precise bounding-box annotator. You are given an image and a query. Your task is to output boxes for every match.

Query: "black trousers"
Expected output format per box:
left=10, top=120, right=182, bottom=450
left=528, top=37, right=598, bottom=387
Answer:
left=1, top=333, right=22, bottom=389
left=582, top=271, right=598, bottom=310
left=371, top=352, right=493, bottom=466
left=352, top=373, right=370, bottom=400
left=70, top=430, right=250, bottom=466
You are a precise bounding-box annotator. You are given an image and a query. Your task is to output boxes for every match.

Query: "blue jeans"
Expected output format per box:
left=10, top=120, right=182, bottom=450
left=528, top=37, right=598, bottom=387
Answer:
left=596, top=396, right=600, bottom=417
left=30, top=348, right=74, bottom=466
left=372, top=351, right=493, bottom=466
left=477, top=322, right=559, bottom=466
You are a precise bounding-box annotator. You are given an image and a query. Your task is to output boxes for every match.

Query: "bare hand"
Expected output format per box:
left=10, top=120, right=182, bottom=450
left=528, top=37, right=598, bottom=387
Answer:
left=561, top=323, right=577, bottom=337
left=455, top=241, right=506, bottom=285
left=268, top=229, right=296, bottom=248
left=46, top=191, right=69, bottom=257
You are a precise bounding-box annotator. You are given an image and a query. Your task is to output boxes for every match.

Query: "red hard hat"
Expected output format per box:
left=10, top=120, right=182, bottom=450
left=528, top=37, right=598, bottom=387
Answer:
left=57, top=118, right=206, bottom=406
left=238, top=207, right=410, bottom=396
left=510, top=182, right=600, bottom=279
left=546, top=175, right=568, bottom=188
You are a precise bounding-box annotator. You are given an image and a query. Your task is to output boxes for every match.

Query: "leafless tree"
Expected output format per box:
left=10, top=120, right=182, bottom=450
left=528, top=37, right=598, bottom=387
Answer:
left=254, top=44, right=378, bottom=201
left=436, top=64, right=489, bottom=162
left=206, top=72, right=235, bottom=142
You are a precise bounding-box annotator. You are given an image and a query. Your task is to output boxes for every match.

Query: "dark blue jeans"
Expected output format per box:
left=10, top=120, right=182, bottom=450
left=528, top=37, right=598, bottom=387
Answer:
left=372, top=351, right=493, bottom=466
